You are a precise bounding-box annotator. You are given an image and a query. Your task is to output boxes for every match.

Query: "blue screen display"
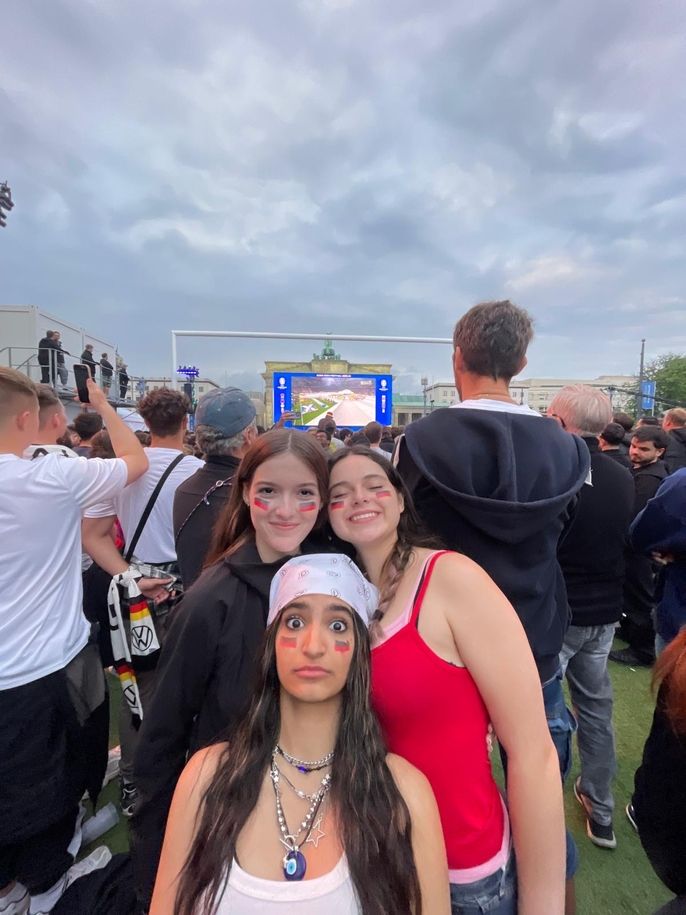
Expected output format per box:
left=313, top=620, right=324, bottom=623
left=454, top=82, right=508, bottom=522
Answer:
left=273, top=372, right=392, bottom=429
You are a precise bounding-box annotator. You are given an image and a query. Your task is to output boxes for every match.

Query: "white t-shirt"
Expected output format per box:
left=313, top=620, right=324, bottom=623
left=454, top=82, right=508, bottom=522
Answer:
left=24, top=443, right=78, bottom=460
left=217, top=857, right=359, bottom=914
left=0, top=453, right=128, bottom=689
left=450, top=398, right=542, bottom=417
left=370, top=445, right=391, bottom=460
left=84, top=448, right=203, bottom=563
left=23, top=442, right=94, bottom=572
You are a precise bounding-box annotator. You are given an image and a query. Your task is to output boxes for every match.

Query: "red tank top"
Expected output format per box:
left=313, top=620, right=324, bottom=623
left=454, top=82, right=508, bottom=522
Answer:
left=371, top=551, right=505, bottom=871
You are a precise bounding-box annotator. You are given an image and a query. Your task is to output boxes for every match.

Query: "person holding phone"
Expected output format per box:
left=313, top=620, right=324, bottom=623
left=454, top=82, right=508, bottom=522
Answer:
left=0, top=369, right=148, bottom=914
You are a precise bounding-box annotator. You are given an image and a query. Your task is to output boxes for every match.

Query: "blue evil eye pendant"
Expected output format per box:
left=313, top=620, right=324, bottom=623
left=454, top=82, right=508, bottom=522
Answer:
left=283, top=850, right=307, bottom=881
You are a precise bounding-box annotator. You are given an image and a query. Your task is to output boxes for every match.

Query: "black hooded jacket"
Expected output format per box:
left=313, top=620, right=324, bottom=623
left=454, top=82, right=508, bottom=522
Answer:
left=131, top=537, right=327, bottom=908
left=397, top=407, right=590, bottom=682
left=558, top=438, right=634, bottom=627
left=665, top=428, right=686, bottom=474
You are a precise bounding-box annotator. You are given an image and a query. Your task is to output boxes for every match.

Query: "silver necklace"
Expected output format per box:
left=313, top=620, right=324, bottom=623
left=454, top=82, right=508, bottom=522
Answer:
left=276, top=744, right=334, bottom=773
left=270, top=753, right=332, bottom=881
left=274, top=763, right=320, bottom=802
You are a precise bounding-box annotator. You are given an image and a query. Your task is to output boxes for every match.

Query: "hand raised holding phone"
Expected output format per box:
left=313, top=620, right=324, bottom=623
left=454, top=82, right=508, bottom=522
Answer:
left=73, top=366, right=110, bottom=412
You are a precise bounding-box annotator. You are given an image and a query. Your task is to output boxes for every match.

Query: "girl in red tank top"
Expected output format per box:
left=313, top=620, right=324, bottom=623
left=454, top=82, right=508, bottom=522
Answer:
left=328, top=447, right=566, bottom=915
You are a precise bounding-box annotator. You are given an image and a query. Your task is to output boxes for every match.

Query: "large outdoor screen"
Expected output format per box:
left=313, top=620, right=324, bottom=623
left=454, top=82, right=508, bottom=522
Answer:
left=273, top=372, right=392, bottom=429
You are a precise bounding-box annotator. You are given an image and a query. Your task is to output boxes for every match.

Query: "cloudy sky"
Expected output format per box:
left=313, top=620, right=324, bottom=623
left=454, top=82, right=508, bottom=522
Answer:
left=2, top=0, right=685, bottom=392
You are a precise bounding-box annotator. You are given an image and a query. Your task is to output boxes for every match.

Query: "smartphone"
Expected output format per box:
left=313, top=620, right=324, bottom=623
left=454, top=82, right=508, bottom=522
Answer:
left=73, top=364, right=90, bottom=403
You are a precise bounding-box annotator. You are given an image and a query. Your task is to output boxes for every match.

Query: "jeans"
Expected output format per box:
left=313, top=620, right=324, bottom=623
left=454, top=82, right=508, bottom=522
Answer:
left=450, top=852, right=517, bottom=915
left=559, top=624, right=616, bottom=826
left=57, top=365, right=68, bottom=386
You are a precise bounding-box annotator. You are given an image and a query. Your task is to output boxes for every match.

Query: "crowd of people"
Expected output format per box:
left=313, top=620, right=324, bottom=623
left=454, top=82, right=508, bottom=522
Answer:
left=37, top=332, right=130, bottom=400
left=1, top=299, right=685, bottom=915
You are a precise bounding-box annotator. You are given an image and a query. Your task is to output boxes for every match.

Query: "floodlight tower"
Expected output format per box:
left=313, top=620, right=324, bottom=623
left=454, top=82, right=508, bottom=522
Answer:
left=0, top=182, right=14, bottom=228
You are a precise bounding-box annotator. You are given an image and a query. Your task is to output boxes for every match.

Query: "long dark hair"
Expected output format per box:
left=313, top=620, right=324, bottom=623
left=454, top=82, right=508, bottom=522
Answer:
left=328, top=445, right=442, bottom=617
left=173, top=610, right=421, bottom=915
left=205, top=429, right=329, bottom=565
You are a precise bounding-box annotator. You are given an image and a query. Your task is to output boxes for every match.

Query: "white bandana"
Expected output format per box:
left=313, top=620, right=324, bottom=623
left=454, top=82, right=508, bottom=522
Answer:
left=268, top=554, right=379, bottom=627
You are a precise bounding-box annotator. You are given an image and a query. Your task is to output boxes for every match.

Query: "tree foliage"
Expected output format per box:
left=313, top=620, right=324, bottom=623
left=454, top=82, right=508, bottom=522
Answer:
left=645, top=353, right=686, bottom=408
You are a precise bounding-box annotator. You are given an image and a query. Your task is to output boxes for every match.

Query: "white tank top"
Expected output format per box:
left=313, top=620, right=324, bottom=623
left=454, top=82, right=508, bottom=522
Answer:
left=214, top=856, right=360, bottom=914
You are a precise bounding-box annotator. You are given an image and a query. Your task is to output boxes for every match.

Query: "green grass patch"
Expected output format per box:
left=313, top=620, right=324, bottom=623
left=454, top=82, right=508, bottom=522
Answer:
left=565, top=643, right=671, bottom=914
left=294, top=395, right=335, bottom=425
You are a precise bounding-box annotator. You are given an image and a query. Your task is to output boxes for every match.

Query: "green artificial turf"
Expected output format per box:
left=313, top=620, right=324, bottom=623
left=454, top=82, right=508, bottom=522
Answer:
left=89, top=648, right=674, bottom=913
left=565, top=644, right=671, bottom=914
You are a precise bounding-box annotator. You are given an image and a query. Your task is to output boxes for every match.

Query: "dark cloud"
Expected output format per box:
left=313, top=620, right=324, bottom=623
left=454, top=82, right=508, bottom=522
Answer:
left=1, top=0, right=685, bottom=390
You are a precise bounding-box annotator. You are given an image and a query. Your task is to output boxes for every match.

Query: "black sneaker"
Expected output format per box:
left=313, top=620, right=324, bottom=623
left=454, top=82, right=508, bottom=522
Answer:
left=573, top=777, right=617, bottom=849
left=120, top=779, right=137, bottom=818
left=625, top=802, right=638, bottom=833
left=608, top=647, right=653, bottom=667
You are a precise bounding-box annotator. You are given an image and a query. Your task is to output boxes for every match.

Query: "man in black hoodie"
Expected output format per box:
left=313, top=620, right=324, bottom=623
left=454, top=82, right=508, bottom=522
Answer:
left=396, top=299, right=590, bottom=896
left=550, top=386, right=634, bottom=851
left=663, top=408, right=686, bottom=473
left=611, top=426, right=669, bottom=666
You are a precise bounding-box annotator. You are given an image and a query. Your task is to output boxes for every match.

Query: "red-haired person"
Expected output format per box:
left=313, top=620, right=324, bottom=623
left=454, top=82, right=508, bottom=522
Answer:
left=630, top=629, right=686, bottom=913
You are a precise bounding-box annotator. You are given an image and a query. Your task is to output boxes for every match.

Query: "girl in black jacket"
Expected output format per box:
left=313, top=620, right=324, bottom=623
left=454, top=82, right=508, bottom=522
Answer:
left=131, top=429, right=330, bottom=909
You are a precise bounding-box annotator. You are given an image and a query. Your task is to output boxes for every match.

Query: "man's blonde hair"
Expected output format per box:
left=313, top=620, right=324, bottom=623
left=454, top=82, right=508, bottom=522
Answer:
left=664, top=408, right=686, bottom=428
left=0, top=367, right=39, bottom=423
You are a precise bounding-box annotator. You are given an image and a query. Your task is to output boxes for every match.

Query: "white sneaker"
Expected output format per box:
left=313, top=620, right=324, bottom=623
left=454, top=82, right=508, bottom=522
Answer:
left=0, top=883, right=29, bottom=915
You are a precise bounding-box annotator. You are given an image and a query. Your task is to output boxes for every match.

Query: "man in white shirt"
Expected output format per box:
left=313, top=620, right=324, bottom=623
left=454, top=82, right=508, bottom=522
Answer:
left=82, top=387, right=203, bottom=817
left=0, top=367, right=147, bottom=915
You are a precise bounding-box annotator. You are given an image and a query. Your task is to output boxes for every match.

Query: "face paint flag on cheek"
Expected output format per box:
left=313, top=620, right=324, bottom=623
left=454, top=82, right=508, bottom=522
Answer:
left=334, top=639, right=350, bottom=653
left=254, top=497, right=270, bottom=511
left=330, top=500, right=345, bottom=510
left=298, top=501, right=318, bottom=513
left=279, top=636, right=297, bottom=648
left=375, top=491, right=392, bottom=499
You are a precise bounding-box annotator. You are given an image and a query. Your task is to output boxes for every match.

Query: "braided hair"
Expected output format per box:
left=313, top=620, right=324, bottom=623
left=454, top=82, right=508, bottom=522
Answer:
left=328, top=446, right=442, bottom=619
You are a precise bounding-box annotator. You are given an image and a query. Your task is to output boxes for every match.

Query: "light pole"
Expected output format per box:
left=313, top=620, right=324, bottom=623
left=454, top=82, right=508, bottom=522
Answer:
left=421, top=376, right=428, bottom=416
left=636, top=338, right=646, bottom=417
